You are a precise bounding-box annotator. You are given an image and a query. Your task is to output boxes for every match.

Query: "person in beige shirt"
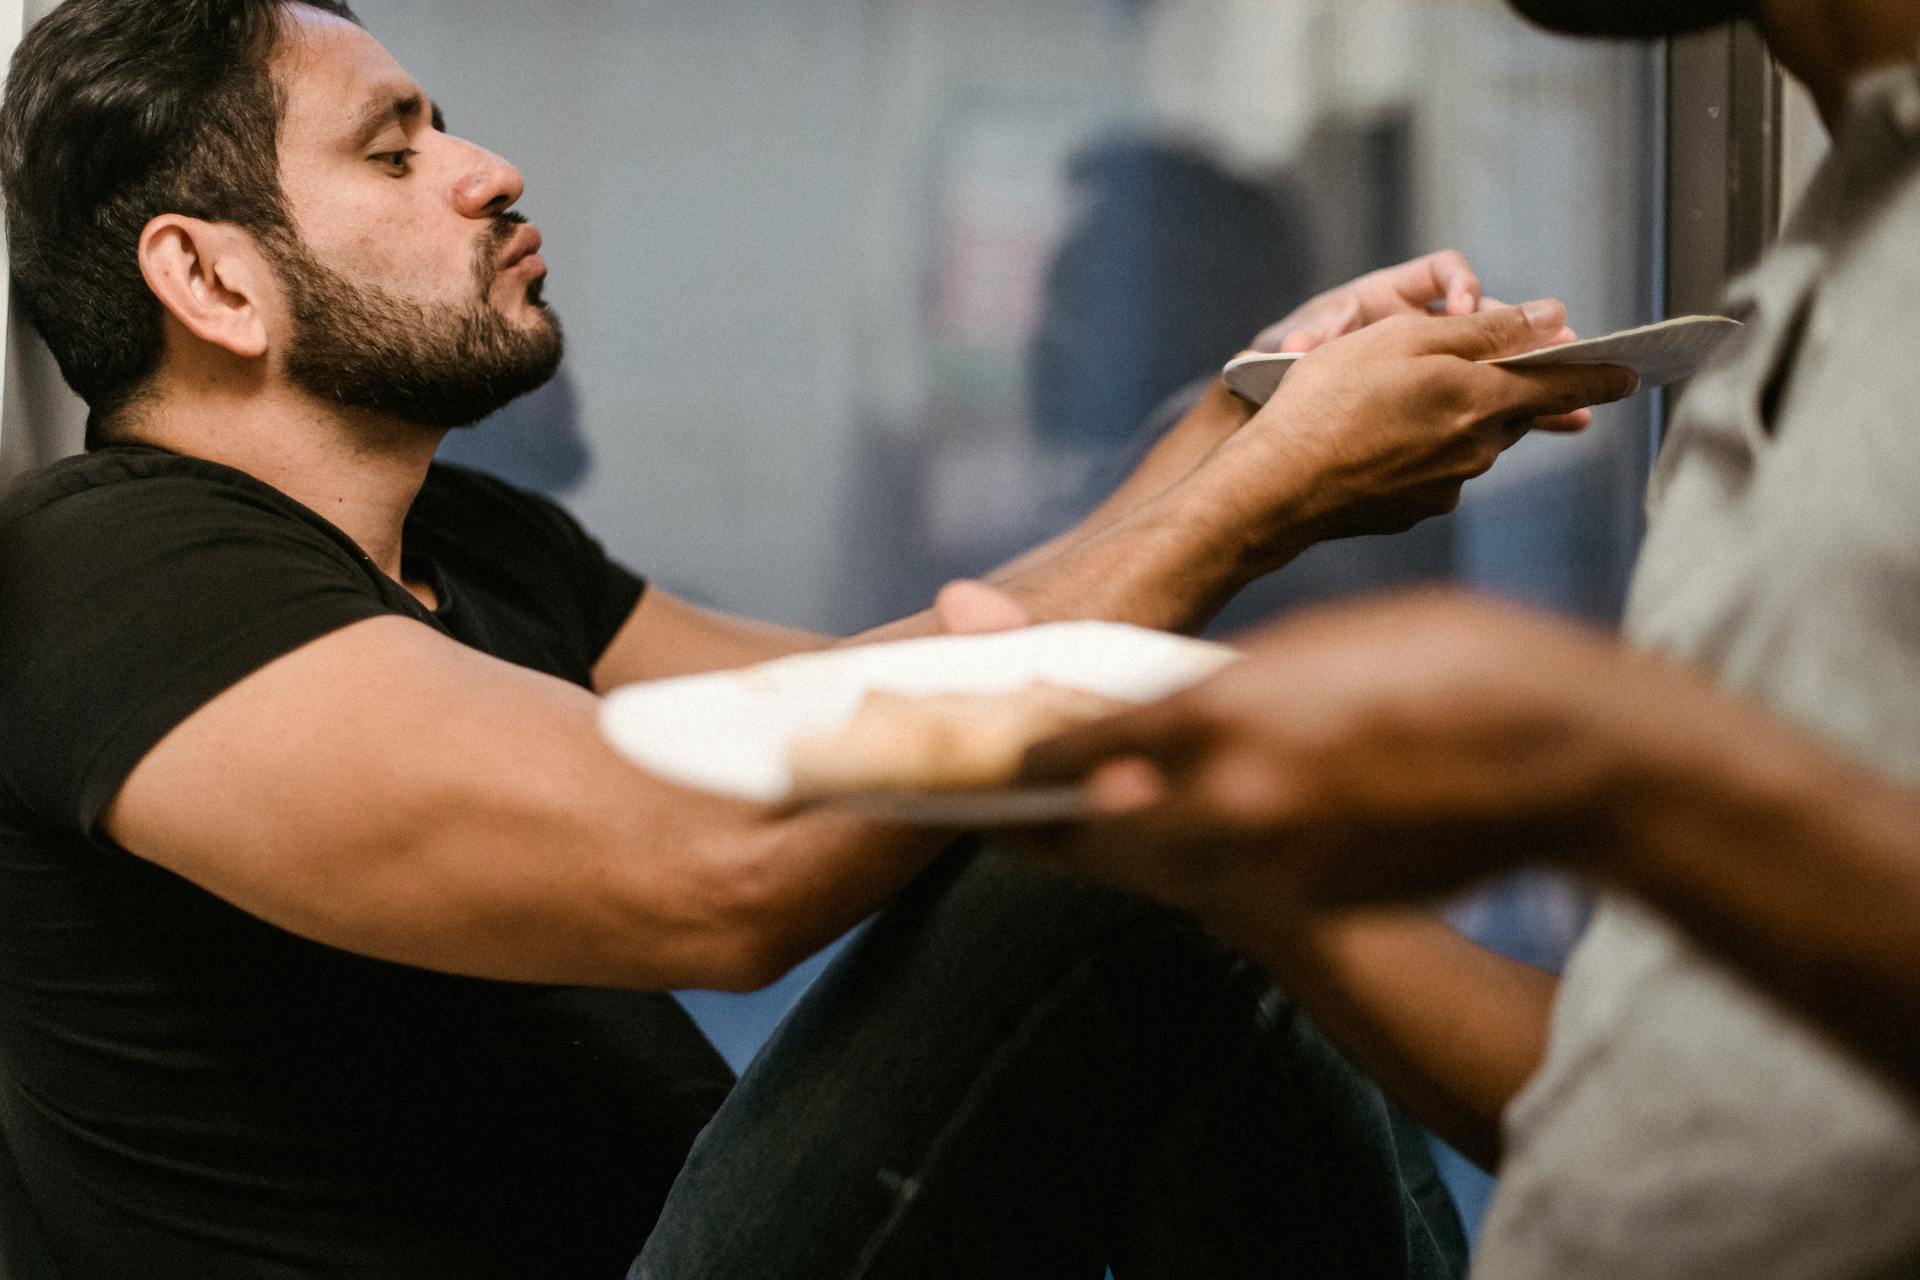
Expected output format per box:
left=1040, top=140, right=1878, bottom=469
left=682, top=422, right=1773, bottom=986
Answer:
left=1025, top=2, right=1920, bottom=1277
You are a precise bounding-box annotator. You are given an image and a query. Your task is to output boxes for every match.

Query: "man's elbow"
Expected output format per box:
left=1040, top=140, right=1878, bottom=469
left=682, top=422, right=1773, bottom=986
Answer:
left=617, top=841, right=821, bottom=994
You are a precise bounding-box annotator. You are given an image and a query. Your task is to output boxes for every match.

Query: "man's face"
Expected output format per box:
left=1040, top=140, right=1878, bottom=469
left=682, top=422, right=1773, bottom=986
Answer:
left=1505, top=0, right=1755, bottom=38
left=266, top=5, right=561, bottom=428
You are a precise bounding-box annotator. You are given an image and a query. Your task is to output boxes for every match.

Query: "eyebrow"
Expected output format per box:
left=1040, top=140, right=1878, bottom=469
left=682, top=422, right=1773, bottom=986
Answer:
left=347, top=91, right=447, bottom=149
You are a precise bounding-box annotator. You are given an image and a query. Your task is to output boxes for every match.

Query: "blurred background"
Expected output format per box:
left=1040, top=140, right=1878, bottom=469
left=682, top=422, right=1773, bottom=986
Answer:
left=1, top=0, right=1822, bottom=1243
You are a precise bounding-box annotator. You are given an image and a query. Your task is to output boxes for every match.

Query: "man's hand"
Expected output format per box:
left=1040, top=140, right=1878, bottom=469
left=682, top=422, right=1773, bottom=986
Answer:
left=1249, top=253, right=1588, bottom=434
left=1252, top=250, right=1486, bottom=353
left=1022, top=590, right=1920, bottom=1101
left=976, top=301, right=1634, bottom=631
left=1018, top=591, right=1647, bottom=917
left=1192, top=302, right=1637, bottom=570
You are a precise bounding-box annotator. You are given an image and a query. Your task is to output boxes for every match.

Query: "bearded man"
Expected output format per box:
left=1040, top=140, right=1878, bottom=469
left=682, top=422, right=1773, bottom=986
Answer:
left=0, top=1, right=1634, bottom=1276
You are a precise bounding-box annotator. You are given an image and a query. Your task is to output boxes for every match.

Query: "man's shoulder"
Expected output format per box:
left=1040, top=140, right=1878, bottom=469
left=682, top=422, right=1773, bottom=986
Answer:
left=0, top=445, right=366, bottom=589
left=3, top=446, right=300, bottom=531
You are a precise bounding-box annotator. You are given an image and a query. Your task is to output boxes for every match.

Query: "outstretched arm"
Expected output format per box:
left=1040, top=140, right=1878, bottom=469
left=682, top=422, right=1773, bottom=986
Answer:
left=596, top=256, right=1629, bottom=680
left=107, top=268, right=1637, bottom=1001
left=106, top=615, right=953, bottom=994
left=1022, top=591, right=1920, bottom=1102
left=1232, top=910, right=1557, bottom=1169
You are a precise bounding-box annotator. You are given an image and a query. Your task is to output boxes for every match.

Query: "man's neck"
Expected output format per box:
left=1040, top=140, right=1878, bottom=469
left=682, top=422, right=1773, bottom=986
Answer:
left=130, top=386, right=445, bottom=591
left=1762, top=0, right=1920, bottom=128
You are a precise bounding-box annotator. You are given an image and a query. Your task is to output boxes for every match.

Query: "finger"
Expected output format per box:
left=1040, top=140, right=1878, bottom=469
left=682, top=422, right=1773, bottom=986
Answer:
left=1380, top=250, right=1476, bottom=312
left=1081, top=757, right=1168, bottom=814
left=1478, top=363, right=1639, bottom=420
left=1422, top=250, right=1481, bottom=316
left=1266, top=303, right=1354, bottom=355
left=1018, top=701, right=1203, bottom=785
left=1474, top=299, right=1577, bottom=347
left=1493, top=406, right=1593, bottom=440
left=932, top=580, right=1031, bottom=635
left=1065, top=754, right=1309, bottom=877
left=1297, top=299, right=1374, bottom=353
left=1409, top=299, right=1568, bottom=360
left=1250, top=294, right=1343, bottom=353
left=1528, top=408, right=1594, bottom=433
left=1277, top=297, right=1363, bottom=352
left=1250, top=318, right=1309, bottom=354
left=1041, top=808, right=1205, bottom=888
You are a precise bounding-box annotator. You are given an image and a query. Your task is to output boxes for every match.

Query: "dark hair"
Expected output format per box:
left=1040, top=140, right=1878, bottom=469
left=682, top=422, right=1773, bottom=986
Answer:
left=0, top=0, right=359, bottom=435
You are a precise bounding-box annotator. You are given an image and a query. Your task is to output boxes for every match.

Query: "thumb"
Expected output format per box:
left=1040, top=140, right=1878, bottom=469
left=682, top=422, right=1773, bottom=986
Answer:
left=1412, top=298, right=1566, bottom=361
left=933, top=579, right=1032, bottom=635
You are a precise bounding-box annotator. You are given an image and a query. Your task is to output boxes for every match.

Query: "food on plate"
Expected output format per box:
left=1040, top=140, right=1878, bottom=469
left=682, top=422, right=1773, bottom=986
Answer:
left=787, top=681, right=1131, bottom=797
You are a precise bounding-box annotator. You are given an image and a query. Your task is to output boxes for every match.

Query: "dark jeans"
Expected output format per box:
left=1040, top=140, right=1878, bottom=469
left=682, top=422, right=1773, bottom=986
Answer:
left=632, top=846, right=1468, bottom=1279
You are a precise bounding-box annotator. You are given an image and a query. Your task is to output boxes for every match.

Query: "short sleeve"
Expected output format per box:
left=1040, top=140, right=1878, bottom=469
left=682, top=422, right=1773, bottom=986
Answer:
left=0, top=470, right=397, bottom=835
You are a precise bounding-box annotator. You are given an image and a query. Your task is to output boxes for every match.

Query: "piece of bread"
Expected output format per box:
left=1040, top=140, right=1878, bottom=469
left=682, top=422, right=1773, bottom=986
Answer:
left=788, top=681, right=1130, bottom=797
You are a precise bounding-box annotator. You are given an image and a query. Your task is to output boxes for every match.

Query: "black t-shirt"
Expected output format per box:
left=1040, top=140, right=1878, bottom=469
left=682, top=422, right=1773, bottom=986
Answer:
left=0, top=447, right=734, bottom=1279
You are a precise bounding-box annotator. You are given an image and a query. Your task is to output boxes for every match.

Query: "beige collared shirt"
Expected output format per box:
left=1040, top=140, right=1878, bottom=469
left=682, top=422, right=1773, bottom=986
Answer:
left=1474, top=60, right=1920, bottom=1280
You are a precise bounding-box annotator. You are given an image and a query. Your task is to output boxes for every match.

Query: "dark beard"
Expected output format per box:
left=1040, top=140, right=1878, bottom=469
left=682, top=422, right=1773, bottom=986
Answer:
left=271, top=214, right=564, bottom=430
left=1505, top=0, right=1755, bottom=38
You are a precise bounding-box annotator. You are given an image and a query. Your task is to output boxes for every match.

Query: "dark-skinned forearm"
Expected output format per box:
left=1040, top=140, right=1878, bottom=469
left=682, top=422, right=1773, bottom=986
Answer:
left=1225, top=908, right=1556, bottom=1170
left=985, top=490, right=1280, bottom=634
left=1605, top=713, right=1920, bottom=1094
left=984, top=382, right=1264, bottom=597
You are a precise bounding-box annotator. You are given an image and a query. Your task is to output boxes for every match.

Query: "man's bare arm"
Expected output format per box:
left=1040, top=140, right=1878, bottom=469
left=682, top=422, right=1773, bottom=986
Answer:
left=1600, top=679, right=1920, bottom=1094
left=1235, top=911, right=1556, bottom=1170
left=598, top=301, right=1638, bottom=682
left=1024, top=590, right=1920, bottom=1102
left=591, top=589, right=831, bottom=689
left=109, top=616, right=945, bottom=992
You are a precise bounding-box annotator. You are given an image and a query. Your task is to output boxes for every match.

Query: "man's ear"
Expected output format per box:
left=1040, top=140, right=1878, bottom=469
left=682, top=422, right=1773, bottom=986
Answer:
left=136, top=216, right=275, bottom=360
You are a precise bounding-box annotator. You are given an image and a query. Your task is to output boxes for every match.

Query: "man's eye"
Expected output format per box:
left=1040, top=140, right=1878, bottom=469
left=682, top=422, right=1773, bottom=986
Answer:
left=372, top=149, right=418, bottom=174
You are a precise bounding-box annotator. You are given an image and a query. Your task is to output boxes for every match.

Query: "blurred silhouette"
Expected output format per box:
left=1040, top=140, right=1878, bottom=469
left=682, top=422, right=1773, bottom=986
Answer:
left=1027, top=136, right=1313, bottom=485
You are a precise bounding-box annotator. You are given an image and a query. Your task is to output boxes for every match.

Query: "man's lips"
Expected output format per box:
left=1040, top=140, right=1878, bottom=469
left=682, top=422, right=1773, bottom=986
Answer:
left=498, top=224, right=545, bottom=272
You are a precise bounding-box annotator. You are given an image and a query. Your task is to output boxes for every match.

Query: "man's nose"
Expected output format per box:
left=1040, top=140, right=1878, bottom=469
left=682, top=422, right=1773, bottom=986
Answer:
left=451, top=141, right=526, bottom=219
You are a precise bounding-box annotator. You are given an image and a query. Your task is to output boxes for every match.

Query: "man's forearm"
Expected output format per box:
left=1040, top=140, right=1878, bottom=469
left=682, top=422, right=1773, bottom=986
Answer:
left=978, top=384, right=1322, bottom=633
left=1226, top=908, right=1556, bottom=1170
left=995, top=381, right=1251, bottom=572
left=1607, top=710, right=1920, bottom=1093
left=985, top=489, right=1264, bottom=633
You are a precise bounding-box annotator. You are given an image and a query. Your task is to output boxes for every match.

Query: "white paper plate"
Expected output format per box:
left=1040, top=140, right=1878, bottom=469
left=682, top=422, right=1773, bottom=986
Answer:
left=1222, top=314, right=1744, bottom=406
left=599, top=622, right=1237, bottom=823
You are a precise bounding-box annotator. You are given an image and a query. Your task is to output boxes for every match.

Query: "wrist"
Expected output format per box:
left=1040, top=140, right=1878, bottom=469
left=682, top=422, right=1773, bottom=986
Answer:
left=992, top=491, right=1251, bottom=631
left=1180, top=427, right=1328, bottom=580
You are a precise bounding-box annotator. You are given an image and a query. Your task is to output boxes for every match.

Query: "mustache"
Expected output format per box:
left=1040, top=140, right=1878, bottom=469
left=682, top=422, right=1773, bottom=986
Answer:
left=473, top=211, right=532, bottom=293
